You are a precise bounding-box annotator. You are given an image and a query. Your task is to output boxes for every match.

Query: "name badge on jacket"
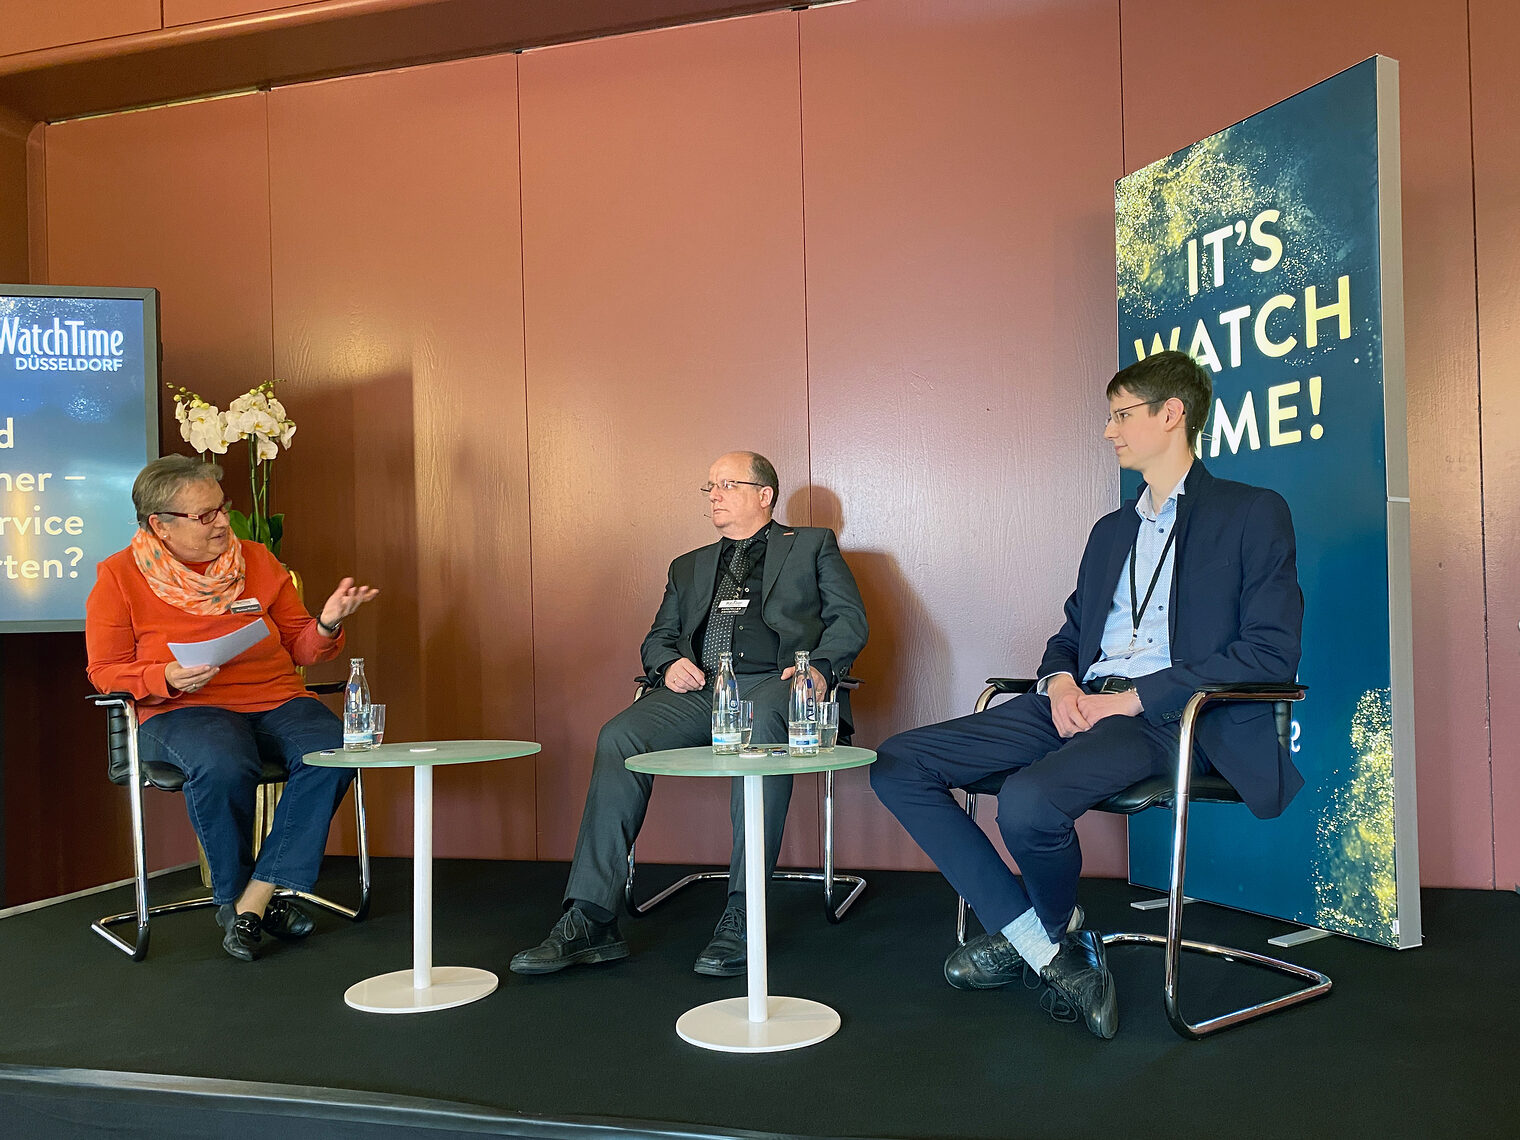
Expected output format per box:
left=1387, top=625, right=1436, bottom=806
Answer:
left=229, top=598, right=263, bottom=615
left=718, top=599, right=750, bottom=614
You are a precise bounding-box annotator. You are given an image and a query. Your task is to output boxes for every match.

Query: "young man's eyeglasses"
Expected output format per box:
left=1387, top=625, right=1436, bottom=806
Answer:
left=1105, top=399, right=1164, bottom=427
left=700, top=480, right=764, bottom=495
left=156, top=500, right=232, bottom=526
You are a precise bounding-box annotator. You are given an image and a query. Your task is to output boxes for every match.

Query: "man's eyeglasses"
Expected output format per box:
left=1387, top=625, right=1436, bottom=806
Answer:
left=156, top=500, right=232, bottom=526
left=700, top=480, right=764, bottom=495
left=1105, top=398, right=1163, bottom=427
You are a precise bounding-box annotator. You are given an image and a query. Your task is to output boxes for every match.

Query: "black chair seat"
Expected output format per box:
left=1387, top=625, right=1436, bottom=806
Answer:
left=88, top=689, right=372, bottom=960
left=1095, top=772, right=1243, bottom=814
left=121, top=757, right=289, bottom=793
left=960, top=771, right=1243, bottom=812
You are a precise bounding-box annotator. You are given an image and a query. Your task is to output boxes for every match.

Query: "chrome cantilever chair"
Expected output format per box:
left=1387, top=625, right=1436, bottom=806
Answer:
left=956, top=677, right=1331, bottom=1039
left=88, top=682, right=371, bottom=961
left=624, top=675, right=867, bottom=923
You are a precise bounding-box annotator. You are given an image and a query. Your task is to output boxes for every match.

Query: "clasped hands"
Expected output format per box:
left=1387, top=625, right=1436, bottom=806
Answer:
left=664, top=657, right=827, bottom=696
left=1046, top=674, right=1142, bottom=739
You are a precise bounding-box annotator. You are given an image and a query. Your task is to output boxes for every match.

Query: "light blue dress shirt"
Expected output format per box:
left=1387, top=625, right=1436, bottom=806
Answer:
left=1081, top=482, right=1184, bottom=684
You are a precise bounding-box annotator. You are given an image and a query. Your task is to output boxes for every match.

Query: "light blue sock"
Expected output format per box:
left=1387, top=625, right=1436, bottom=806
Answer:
left=1001, top=907, right=1060, bottom=973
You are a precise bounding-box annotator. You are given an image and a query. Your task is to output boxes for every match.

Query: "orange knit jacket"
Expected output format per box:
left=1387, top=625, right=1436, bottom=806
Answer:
left=86, top=538, right=346, bottom=722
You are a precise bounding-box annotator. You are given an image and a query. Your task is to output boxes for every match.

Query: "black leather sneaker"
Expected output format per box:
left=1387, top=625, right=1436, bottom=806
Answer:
left=693, top=906, right=747, bottom=977
left=944, top=905, right=1084, bottom=990
left=215, top=904, right=263, bottom=962
left=1038, top=929, right=1118, bottom=1039
left=509, top=907, right=629, bottom=975
left=261, top=898, right=315, bottom=939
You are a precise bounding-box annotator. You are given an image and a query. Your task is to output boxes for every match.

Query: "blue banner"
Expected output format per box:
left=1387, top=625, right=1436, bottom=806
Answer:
left=1116, top=58, right=1418, bottom=948
left=0, top=288, right=158, bottom=631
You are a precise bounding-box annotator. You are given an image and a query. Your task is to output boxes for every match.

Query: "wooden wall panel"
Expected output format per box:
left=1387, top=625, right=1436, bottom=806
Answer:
left=799, top=0, right=1128, bottom=874
left=1472, top=0, right=1520, bottom=891
left=164, top=1, right=310, bottom=26
left=0, top=107, right=29, bottom=282
left=269, top=55, right=535, bottom=859
left=30, top=92, right=277, bottom=895
left=520, top=13, right=815, bottom=870
left=0, top=1, right=160, bottom=59
left=1120, top=0, right=1488, bottom=888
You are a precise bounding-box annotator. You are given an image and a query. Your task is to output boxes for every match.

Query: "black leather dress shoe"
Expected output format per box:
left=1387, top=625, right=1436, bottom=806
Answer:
left=944, top=933, right=1026, bottom=989
left=261, top=898, right=315, bottom=939
left=215, top=904, right=263, bottom=962
left=1038, top=929, right=1118, bottom=1039
left=944, top=905, right=1084, bottom=989
left=509, top=907, right=629, bottom=975
left=693, top=907, right=746, bottom=977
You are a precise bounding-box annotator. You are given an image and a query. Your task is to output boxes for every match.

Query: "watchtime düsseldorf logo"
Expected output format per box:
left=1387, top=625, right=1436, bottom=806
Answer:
left=1, top=315, right=128, bottom=371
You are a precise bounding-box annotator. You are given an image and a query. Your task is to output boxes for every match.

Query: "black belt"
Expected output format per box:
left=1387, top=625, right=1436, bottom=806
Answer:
left=1083, top=676, right=1135, bottom=695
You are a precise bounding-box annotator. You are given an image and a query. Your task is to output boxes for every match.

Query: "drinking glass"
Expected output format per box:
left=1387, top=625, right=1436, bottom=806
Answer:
left=735, top=701, right=754, bottom=749
left=368, top=703, right=386, bottom=746
left=817, top=701, right=840, bottom=751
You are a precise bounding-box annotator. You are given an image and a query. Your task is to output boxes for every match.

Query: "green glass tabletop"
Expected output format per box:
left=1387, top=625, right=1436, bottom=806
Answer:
left=305, top=740, right=541, bottom=769
left=625, top=744, right=875, bottom=778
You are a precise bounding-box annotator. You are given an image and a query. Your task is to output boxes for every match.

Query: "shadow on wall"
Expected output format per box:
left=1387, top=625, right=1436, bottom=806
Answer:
left=787, top=485, right=949, bottom=749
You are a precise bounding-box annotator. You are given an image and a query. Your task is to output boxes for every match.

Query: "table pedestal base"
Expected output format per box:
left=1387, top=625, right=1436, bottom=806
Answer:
left=676, top=996, right=840, bottom=1053
left=344, top=967, right=498, bottom=1014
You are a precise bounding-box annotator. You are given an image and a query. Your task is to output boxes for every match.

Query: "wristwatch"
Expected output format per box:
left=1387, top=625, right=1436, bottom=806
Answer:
left=317, top=616, right=342, bottom=636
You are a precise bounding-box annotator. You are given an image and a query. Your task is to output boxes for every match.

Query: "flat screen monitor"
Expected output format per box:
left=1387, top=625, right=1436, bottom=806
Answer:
left=0, top=285, right=160, bottom=632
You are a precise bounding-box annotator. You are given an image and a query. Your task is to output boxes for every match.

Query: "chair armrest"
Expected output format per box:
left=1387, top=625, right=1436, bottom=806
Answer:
left=985, top=678, right=1036, bottom=694
left=1179, top=683, right=1307, bottom=755
left=88, top=691, right=135, bottom=707
left=975, top=677, right=1035, bottom=714
left=1193, top=682, right=1307, bottom=700
left=304, top=680, right=344, bottom=696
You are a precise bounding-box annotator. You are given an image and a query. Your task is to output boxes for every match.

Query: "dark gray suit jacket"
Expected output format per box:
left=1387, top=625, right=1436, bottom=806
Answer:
left=640, top=521, right=868, bottom=721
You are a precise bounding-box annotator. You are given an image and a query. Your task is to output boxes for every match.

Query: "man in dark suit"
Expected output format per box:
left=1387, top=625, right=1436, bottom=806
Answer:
left=870, top=351, right=1302, bottom=1039
left=512, top=451, right=868, bottom=978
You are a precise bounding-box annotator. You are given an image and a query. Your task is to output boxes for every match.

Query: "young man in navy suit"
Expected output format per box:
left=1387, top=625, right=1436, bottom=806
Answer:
left=871, top=351, right=1303, bottom=1039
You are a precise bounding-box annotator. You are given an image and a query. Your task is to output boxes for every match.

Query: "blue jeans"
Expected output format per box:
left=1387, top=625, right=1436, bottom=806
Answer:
left=138, top=697, right=355, bottom=905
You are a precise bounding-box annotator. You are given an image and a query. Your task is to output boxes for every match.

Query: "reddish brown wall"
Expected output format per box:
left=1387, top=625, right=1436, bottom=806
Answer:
left=799, top=0, right=1128, bottom=874
left=520, top=13, right=818, bottom=868
left=6, top=0, right=1515, bottom=902
left=1472, top=0, right=1520, bottom=891
left=267, top=55, right=537, bottom=858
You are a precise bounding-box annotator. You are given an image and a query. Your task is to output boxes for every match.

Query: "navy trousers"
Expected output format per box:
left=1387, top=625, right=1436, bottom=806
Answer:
left=871, top=691, right=1182, bottom=941
left=138, top=697, right=355, bottom=905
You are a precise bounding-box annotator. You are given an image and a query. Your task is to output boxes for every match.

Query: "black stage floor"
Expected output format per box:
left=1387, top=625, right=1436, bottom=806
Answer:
left=1, top=857, right=1517, bottom=1139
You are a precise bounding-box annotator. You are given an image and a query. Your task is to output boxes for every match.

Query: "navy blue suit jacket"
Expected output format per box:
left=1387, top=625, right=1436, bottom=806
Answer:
left=1038, top=462, right=1304, bottom=818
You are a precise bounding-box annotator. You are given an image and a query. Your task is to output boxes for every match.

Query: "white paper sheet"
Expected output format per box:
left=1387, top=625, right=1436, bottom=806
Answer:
left=168, top=618, right=271, bottom=668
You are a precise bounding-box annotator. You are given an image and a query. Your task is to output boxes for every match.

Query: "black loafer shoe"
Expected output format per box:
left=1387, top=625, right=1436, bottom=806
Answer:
left=261, top=898, right=315, bottom=939
left=945, top=905, right=1084, bottom=990
left=215, top=904, right=263, bottom=962
left=1038, top=929, right=1118, bottom=1039
left=694, top=906, right=747, bottom=977
left=509, top=908, right=629, bottom=975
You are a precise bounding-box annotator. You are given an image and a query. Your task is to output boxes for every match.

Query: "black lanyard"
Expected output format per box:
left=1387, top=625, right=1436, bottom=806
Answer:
left=1127, top=524, right=1178, bottom=650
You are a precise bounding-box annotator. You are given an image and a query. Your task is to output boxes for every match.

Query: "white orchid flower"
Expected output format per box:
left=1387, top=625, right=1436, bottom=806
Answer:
left=279, top=421, right=297, bottom=447
left=254, top=434, right=279, bottom=461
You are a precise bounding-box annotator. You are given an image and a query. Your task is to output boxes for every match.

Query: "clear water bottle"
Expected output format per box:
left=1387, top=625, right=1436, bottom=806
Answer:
left=343, top=658, right=373, bottom=751
left=711, top=651, right=741, bottom=754
left=788, top=650, right=819, bottom=756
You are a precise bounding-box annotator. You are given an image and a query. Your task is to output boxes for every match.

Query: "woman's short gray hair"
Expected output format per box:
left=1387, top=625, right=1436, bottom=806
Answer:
left=133, top=455, right=223, bottom=529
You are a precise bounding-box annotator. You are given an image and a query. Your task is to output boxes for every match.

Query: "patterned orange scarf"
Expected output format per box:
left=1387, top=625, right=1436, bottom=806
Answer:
left=130, top=528, right=247, bottom=616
